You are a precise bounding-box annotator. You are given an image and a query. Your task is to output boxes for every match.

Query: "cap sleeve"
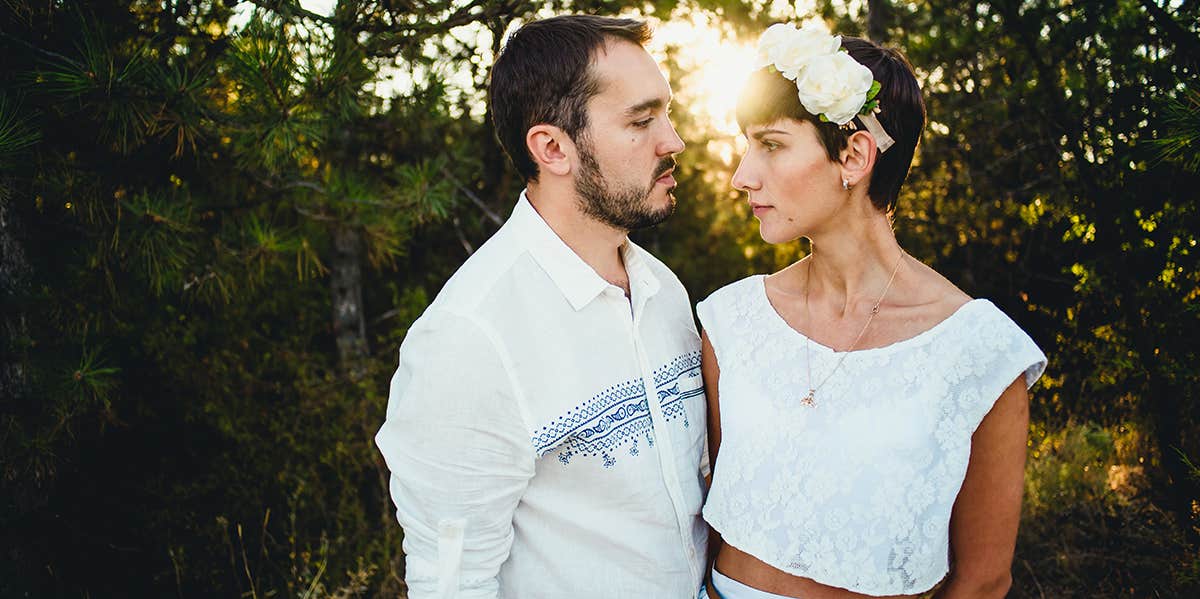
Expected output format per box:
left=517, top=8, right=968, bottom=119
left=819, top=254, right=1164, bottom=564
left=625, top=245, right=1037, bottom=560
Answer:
left=958, top=302, right=1048, bottom=431
left=695, top=293, right=728, bottom=370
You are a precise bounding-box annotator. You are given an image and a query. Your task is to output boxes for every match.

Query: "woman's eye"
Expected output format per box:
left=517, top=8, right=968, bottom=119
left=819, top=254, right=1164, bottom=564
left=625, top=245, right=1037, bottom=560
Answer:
left=761, top=140, right=780, bottom=152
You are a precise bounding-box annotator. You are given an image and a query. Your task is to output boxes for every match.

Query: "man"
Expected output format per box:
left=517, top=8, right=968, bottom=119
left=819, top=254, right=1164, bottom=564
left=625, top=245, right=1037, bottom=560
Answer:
left=374, top=14, right=708, bottom=599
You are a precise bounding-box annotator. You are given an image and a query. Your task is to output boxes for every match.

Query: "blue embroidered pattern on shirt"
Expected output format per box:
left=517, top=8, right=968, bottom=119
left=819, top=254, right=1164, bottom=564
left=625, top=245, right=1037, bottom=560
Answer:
left=532, top=351, right=702, bottom=468
left=656, top=352, right=705, bottom=427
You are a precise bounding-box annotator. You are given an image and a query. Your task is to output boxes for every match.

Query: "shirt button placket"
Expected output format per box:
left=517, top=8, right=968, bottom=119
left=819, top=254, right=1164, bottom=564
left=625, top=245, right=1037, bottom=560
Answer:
left=627, top=294, right=701, bottom=584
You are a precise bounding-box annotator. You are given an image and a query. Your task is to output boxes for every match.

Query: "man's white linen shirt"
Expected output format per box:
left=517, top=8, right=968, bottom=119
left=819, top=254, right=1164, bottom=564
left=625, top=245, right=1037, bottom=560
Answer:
left=375, top=192, right=709, bottom=599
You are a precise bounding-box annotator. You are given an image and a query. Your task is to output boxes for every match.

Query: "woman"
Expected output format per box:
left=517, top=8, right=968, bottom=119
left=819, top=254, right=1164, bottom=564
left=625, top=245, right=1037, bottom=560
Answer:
left=696, top=23, right=1047, bottom=599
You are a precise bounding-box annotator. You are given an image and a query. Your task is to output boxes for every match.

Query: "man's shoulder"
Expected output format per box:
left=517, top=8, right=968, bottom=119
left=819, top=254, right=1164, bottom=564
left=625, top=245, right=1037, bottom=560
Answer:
left=426, top=223, right=527, bottom=315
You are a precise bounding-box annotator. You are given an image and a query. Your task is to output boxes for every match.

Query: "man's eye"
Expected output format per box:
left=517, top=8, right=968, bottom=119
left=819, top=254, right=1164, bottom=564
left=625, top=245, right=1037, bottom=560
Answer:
left=633, top=118, right=653, bottom=128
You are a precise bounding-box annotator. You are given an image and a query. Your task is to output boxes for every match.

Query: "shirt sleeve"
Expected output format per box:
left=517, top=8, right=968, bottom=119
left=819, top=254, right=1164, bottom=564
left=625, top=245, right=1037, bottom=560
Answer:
left=374, top=308, right=536, bottom=599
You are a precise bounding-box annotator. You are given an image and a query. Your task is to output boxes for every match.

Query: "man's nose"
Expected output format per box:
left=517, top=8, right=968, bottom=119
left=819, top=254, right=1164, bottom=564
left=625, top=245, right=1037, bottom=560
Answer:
left=660, top=122, right=685, bottom=155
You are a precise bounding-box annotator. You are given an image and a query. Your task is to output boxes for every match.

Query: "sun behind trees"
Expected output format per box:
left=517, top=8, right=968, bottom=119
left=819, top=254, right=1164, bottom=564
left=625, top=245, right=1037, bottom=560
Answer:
left=1, top=0, right=1198, bottom=597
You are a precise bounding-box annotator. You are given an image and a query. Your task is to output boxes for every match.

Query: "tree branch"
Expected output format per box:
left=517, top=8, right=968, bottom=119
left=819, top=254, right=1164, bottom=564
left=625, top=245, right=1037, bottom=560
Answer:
left=241, top=0, right=337, bottom=26
left=1138, top=0, right=1200, bottom=70
left=451, top=216, right=474, bottom=255
left=0, top=30, right=85, bottom=69
left=440, top=165, right=503, bottom=226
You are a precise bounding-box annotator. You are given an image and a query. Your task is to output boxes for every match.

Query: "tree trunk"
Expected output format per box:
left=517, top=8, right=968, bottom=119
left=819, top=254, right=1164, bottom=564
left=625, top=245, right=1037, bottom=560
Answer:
left=1141, top=338, right=1200, bottom=545
left=331, top=225, right=368, bottom=380
left=0, top=180, right=30, bottom=411
left=1125, top=290, right=1200, bottom=545
left=867, top=0, right=890, bottom=43
left=483, top=15, right=517, bottom=210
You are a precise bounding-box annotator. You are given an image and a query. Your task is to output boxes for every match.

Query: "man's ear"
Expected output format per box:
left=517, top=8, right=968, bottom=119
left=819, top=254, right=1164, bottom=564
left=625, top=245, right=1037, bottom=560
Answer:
left=839, top=129, right=878, bottom=188
left=527, top=124, right=574, bottom=178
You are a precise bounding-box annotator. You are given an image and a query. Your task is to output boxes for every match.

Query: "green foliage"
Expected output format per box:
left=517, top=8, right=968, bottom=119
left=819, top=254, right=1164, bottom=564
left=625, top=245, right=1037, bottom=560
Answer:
left=65, top=343, right=122, bottom=412
left=1152, top=87, right=1200, bottom=172
left=122, top=189, right=201, bottom=295
left=0, top=0, right=496, bottom=595
left=37, top=23, right=162, bottom=154
left=0, top=94, right=40, bottom=169
left=1024, top=422, right=1139, bottom=513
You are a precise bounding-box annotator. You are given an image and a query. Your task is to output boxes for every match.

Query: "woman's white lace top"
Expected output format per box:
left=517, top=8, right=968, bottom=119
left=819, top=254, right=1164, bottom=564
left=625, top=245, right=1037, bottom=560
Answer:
left=696, top=275, right=1047, bottom=596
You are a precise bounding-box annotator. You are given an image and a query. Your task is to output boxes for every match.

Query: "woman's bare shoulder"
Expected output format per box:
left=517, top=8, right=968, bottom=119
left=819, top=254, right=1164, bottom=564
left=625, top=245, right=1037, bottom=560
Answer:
left=904, top=256, right=973, bottom=318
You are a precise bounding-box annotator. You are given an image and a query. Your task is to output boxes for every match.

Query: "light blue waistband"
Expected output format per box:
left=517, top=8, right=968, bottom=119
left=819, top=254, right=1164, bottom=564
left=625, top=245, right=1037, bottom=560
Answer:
left=706, top=568, right=798, bottom=599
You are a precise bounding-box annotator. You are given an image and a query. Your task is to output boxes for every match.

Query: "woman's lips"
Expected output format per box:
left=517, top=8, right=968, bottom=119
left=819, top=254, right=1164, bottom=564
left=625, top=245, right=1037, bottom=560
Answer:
left=750, top=204, right=772, bottom=216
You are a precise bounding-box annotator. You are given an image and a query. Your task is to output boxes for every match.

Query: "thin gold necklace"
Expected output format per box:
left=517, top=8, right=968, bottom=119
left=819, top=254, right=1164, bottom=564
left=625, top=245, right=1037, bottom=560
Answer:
left=801, top=250, right=906, bottom=407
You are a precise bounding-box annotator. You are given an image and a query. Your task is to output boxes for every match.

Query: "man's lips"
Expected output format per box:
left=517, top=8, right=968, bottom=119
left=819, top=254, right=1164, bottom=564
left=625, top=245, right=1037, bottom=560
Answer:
left=655, top=168, right=676, bottom=186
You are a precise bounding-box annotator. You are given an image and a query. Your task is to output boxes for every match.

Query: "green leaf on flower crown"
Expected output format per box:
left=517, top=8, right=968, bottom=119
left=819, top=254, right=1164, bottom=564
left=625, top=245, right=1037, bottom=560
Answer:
left=859, top=99, right=880, bottom=115
left=818, top=113, right=831, bottom=123
left=866, top=80, right=882, bottom=102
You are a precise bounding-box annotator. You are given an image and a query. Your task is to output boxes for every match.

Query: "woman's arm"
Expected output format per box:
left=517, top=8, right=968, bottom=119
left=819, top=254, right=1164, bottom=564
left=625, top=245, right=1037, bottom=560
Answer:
left=937, top=376, right=1030, bottom=599
left=700, top=330, right=723, bottom=566
left=702, top=330, right=722, bottom=482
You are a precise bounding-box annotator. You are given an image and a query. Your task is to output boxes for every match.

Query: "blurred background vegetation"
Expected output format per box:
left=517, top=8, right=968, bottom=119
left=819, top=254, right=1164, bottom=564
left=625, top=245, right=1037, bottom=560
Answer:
left=1, top=0, right=1197, bottom=597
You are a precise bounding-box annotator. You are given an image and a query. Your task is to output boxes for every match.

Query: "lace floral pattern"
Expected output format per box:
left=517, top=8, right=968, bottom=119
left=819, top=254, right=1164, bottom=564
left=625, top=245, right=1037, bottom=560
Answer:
left=697, top=276, right=1046, bottom=595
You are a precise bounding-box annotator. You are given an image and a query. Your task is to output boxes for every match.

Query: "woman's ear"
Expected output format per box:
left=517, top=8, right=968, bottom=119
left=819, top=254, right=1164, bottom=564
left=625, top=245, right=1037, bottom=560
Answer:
left=526, top=124, right=574, bottom=178
left=840, top=129, right=878, bottom=189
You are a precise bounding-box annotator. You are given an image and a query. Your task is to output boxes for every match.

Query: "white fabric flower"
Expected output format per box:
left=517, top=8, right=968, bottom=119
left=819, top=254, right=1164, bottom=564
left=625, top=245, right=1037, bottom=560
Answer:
left=772, top=22, right=842, bottom=81
left=755, top=23, right=798, bottom=69
left=795, top=51, right=875, bottom=125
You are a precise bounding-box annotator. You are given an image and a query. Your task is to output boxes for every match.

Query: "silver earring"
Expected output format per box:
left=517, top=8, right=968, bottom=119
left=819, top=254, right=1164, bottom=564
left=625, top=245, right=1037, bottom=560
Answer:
left=842, top=179, right=850, bottom=190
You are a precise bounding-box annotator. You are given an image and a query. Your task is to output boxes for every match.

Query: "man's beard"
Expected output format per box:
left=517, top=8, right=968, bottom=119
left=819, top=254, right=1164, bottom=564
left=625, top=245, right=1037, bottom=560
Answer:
left=574, top=136, right=676, bottom=231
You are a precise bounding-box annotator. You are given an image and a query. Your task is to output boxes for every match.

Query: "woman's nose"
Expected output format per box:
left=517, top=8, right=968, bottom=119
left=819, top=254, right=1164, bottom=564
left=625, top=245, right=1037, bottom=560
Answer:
left=731, top=156, right=759, bottom=191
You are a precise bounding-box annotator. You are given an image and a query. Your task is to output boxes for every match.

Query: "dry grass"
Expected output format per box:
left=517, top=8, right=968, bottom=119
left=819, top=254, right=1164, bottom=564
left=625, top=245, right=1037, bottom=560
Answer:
left=1013, top=422, right=1198, bottom=598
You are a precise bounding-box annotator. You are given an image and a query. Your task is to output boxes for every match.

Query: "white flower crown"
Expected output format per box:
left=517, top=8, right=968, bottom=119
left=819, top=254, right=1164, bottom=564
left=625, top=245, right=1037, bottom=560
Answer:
left=755, top=21, right=895, bottom=152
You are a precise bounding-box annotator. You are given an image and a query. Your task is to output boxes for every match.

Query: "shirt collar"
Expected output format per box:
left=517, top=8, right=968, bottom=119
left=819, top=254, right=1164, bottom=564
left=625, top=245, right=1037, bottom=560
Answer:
left=512, top=190, right=611, bottom=311
left=621, top=240, right=661, bottom=303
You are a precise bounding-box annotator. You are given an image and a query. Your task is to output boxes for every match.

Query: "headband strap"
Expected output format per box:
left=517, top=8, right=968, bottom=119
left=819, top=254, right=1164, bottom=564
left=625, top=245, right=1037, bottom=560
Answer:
left=857, top=113, right=895, bottom=153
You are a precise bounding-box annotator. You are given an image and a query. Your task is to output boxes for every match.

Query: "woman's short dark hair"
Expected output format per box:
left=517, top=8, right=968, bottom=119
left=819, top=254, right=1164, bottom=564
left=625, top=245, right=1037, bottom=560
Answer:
left=735, top=37, right=925, bottom=213
left=490, top=15, right=651, bottom=182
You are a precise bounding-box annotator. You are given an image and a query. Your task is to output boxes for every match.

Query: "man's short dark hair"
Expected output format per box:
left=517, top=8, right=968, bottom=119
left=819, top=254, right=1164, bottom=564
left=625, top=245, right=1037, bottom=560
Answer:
left=735, top=37, right=926, bottom=213
left=490, top=15, right=652, bottom=182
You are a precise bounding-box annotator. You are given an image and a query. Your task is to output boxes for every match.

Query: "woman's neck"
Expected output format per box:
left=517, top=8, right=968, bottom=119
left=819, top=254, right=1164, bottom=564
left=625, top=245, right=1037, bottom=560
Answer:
left=803, top=210, right=904, bottom=316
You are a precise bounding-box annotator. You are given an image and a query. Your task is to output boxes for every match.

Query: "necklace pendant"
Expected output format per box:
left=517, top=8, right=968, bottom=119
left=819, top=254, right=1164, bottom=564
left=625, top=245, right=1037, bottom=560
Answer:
left=801, top=390, right=816, bottom=407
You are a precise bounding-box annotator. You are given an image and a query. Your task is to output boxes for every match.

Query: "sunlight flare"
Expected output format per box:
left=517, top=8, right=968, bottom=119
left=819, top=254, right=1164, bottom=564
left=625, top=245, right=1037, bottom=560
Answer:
left=651, top=16, right=757, bottom=136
